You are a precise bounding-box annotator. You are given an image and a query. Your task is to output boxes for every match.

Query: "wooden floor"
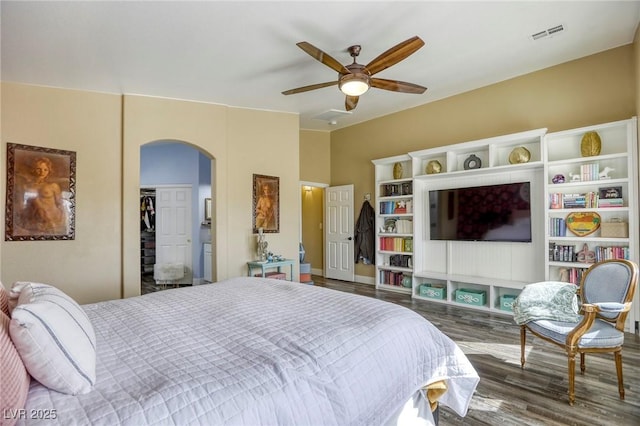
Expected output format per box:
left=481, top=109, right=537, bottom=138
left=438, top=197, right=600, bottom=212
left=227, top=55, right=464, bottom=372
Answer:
left=312, top=275, right=640, bottom=426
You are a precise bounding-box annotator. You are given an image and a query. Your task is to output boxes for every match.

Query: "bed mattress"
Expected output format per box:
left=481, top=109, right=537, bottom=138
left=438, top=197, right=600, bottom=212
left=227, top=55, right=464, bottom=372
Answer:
left=20, top=277, right=478, bottom=425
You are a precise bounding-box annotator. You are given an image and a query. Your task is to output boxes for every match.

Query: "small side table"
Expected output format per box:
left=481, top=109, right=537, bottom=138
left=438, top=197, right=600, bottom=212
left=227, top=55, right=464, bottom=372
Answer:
left=247, top=259, right=295, bottom=281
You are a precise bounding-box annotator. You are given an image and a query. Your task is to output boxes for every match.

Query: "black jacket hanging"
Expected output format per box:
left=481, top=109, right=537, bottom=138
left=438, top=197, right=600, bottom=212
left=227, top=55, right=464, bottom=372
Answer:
left=354, top=200, right=375, bottom=264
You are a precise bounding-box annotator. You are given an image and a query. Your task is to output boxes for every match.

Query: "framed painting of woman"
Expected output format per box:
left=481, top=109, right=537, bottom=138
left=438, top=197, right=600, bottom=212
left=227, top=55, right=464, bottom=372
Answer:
left=5, top=143, right=77, bottom=241
left=252, top=174, right=279, bottom=233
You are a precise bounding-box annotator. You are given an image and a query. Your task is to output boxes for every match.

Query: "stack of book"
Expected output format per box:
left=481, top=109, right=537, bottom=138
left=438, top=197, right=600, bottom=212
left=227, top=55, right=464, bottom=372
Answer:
left=598, top=186, right=623, bottom=208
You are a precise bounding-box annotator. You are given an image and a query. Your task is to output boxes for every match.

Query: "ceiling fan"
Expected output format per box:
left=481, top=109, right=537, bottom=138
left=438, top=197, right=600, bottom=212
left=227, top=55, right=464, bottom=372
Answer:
left=282, top=36, right=427, bottom=111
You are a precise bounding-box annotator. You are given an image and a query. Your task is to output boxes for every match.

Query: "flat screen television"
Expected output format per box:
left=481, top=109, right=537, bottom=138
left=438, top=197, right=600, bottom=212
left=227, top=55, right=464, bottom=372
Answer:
left=429, top=182, right=532, bottom=242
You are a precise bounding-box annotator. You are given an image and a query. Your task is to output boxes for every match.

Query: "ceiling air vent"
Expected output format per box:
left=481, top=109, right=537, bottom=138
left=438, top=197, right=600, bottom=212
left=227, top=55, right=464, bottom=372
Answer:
left=312, top=109, right=352, bottom=125
left=530, top=24, right=565, bottom=41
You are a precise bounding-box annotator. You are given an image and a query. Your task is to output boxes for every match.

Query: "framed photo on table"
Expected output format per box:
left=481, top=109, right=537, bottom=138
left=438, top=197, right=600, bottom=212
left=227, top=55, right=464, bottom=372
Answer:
left=252, top=174, right=279, bottom=233
left=5, top=143, right=76, bottom=241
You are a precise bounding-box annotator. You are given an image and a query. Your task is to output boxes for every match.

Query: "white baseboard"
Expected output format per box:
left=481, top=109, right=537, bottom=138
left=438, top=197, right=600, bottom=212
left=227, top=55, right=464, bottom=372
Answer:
left=312, top=270, right=374, bottom=285
left=355, top=275, right=375, bottom=285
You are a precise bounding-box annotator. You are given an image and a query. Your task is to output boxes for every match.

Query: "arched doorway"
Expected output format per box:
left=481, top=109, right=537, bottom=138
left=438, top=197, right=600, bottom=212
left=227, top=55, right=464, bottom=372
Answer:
left=139, top=141, right=214, bottom=294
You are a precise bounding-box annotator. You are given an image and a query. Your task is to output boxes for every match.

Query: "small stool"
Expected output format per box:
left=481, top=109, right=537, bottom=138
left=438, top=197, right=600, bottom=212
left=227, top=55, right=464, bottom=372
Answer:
left=154, top=263, right=185, bottom=289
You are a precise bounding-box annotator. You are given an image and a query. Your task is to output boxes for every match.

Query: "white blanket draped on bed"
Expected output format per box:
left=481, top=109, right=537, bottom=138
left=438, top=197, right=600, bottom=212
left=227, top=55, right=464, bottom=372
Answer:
left=20, top=277, right=479, bottom=425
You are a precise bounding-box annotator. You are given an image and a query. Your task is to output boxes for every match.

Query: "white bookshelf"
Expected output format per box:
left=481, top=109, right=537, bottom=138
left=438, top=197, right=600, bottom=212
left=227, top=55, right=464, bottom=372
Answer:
left=544, top=117, right=638, bottom=332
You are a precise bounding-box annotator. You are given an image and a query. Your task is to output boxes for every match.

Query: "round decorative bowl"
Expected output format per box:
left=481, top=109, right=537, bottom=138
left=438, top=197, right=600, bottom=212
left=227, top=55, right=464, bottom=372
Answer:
left=508, top=146, right=531, bottom=164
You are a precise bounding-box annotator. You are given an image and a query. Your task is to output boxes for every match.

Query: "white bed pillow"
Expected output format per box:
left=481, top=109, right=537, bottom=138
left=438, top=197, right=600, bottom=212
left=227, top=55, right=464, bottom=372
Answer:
left=9, top=282, right=96, bottom=395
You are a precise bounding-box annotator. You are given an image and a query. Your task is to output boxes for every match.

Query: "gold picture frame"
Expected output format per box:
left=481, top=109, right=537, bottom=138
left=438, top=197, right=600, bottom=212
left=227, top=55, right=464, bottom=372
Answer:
left=5, top=143, right=76, bottom=241
left=252, top=174, right=279, bottom=233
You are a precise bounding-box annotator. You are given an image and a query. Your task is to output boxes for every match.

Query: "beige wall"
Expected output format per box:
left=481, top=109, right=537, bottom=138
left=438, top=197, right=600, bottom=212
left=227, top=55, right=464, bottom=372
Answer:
left=123, top=97, right=300, bottom=298
left=1, top=83, right=122, bottom=303
left=226, top=107, right=300, bottom=280
left=2, top=85, right=300, bottom=302
left=330, top=45, right=636, bottom=279
left=300, top=130, right=331, bottom=184
left=299, top=129, right=330, bottom=273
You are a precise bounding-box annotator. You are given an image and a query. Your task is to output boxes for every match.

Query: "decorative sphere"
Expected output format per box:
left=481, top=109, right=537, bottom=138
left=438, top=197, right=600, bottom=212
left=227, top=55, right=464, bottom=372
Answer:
left=426, top=160, right=442, bottom=174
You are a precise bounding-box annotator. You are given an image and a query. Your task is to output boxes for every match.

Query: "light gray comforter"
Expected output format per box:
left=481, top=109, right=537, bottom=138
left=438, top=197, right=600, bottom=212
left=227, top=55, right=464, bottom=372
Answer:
left=21, top=277, right=479, bottom=425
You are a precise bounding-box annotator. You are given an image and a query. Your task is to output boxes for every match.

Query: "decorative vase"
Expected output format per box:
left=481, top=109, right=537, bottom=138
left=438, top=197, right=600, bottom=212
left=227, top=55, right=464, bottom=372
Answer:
left=401, top=275, right=412, bottom=288
left=580, top=131, right=601, bottom=157
left=392, top=162, right=403, bottom=179
left=426, top=160, right=442, bottom=174
left=463, top=154, right=481, bottom=170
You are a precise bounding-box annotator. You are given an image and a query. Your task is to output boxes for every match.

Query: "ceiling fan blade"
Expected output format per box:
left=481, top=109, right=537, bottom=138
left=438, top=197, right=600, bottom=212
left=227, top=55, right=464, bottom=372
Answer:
left=371, top=78, right=427, bottom=94
left=282, top=81, right=338, bottom=95
left=297, top=42, right=351, bottom=74
left=345, top=95, right=359, bottom=111
left=365, top=36, right=425, bottom=76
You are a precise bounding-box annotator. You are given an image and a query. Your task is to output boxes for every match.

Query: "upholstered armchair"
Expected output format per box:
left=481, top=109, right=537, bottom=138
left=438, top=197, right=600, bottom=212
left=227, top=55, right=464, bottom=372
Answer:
left=514, top=259, right=638, bottom=405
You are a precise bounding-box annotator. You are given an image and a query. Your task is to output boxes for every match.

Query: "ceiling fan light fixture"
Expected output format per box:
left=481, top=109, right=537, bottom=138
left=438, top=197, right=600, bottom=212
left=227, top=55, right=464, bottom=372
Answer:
left=339, top=73, right=370, bottom=97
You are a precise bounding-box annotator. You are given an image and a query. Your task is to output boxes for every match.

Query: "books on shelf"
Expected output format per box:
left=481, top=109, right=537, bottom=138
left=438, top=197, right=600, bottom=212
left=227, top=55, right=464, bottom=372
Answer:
left=598, top=186, right=623, bottom=208
left=549, top=217, right=567, bottom=236
left=549, top=191, right=624, bottom=209
left=380, top=237, right=413, bottom=252
left=560, top=268, right=585, bottom=285
left=379, top=270, right=411, bottom=287
left=549, top=242, right=629, bottom=262
left=580, top=163, right=599, bottom=181
left=379, top=200, right=413, bottom=214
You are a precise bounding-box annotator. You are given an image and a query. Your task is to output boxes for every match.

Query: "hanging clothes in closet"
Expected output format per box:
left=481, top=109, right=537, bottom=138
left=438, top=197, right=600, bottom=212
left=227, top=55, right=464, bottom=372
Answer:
left=140, top=192, right=156, bottom=231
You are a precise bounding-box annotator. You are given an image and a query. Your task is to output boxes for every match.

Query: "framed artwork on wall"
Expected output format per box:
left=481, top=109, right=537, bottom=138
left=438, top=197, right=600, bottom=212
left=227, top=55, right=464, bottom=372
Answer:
left=5, top=143, right=77, bottom=241
left=252, top=174, right=279, bottom=233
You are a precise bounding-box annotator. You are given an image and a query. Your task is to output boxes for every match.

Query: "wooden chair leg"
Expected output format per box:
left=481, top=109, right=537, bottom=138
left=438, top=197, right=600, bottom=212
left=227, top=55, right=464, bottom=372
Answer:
left=580, top=352, right=586, bottom=374
left=568, top=353, right=576, bottom=406
left=520, top=326, right=526, bottom=368
left=615, top=350, right=625, bottom=400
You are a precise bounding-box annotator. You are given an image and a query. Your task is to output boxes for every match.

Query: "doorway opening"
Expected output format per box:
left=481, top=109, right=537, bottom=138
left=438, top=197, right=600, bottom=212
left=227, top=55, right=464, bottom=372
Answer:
left=300, top=181, right=329, bottom=283
left=140, top=141, right=213, bottom=294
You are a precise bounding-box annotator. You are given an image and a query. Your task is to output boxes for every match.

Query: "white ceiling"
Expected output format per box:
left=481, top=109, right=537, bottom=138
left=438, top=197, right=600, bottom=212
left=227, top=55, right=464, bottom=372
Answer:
left=2, top=1, right=639, bottom=131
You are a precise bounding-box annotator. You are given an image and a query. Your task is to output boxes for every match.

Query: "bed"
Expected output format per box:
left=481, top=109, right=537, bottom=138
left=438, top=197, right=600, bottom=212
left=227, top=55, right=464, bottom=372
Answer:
left=2, top=277, right=479, bottom=425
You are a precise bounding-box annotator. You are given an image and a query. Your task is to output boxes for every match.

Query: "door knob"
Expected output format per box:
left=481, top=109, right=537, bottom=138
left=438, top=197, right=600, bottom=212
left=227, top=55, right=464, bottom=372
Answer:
left=347, top=237, right=353, bottom=240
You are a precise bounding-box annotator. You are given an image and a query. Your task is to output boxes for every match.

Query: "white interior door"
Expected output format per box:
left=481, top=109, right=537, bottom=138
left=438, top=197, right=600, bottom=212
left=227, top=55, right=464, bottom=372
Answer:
left=156, top=186, right=193, bottom=284
left=325, top=184, right=355, bottom=281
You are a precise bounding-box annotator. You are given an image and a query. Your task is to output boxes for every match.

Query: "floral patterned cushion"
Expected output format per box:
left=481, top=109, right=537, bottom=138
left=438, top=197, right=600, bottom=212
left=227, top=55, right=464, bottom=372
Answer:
left=513, top=281, right=581, bottom=325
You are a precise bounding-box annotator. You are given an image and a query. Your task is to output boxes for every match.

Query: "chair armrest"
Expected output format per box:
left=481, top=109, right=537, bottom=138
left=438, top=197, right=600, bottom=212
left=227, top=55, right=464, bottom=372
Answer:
left=591, top=302, right=630, bottom=313
left=566, top=308, right=597, bottom=349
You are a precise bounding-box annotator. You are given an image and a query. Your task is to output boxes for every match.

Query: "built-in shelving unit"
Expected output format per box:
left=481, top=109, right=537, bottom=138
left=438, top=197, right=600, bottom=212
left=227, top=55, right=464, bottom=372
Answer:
left=408, top=128, right=547, bottom=315
left=544, top=117, right=638, bottom=331
left=371, top=118, right=639, bottom=332
left=372, top=155, right=414, bottom=294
